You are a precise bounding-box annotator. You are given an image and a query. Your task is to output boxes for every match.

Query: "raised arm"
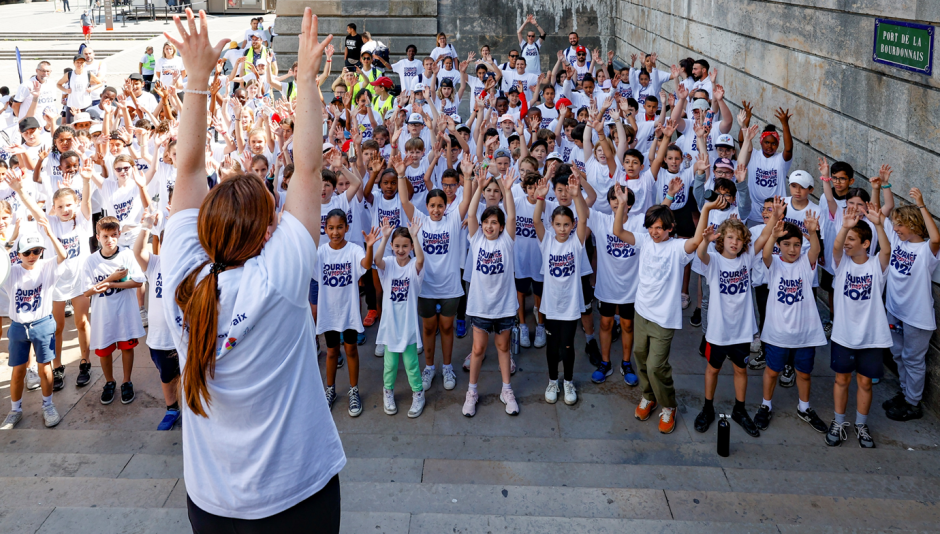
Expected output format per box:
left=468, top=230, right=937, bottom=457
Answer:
left=775, top=107, right=794, bottom=162
left=408, top=219, right=424, bottom=273
left=501, top=169, right=516, bottom=238
left=818, top=157, right=837, bottom=218
left=805, top=209, right=820, bottom=268
left=763, top=196, right=786, bottom=268
left=697, top=225, right=717, bottom=264
left=865, top=202, right=891, bottom=272
left=611, top=185, right=636, bottom=245
left=133, top=208, right=156, bottom=271
left=570, top=174, right=590, bottom=244
left=685, top=196, right=726, bottom=254
left=911, top=188, right=940, bottom=256
left=832, top=204, right=861, bottom=268
left=37, top=218, right=67, bottom=265
left=372, top=221, right=391, bottom=271
left=532, top=178, right=549, bottom=241
left=713, top=84, right=733, bottom=135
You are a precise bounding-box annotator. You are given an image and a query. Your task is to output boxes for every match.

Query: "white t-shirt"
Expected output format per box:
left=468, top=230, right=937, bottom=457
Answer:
left=539, top=229, right=583, bottom=321
left=13, top=76, right=61, bottom=121
left=654, top=166, right=694, bottom=211
left=502, top=70, right=539, bottom=101
left=544, top=200, right=592, bottom=276
left=403, top=157, right=431, bottom=213
left=315, top=241, right=366, bottom=334
left=535, top=103, right=558, bottom=128
left=586, top=157, right=618, bottom=215
left=884, top=218, right=940, bottom=330
left=154, top=56, right=184, bottom=89
left=588, top=209, right=644, bottom=304
left=520, top=41, right=542, bottom=74
left=615, top=169, right=657, bottom=216
left=465, top=230, right=517, bottom=319
left=746, top=149, right=791, bottom=223
left=760, top=255, right=827, bottom=348
left=152, top=161, right=176, bottom=213
left=831, top=254, right=891, bottom=349
left=675, top=121, right=719, bottom=163
left=371, top=194, right=409, bottom=257
left=704, top=251, right=758, bottom=346
left=144, top=254, right=174, bottom=351
left=430, top=44, right=458, bottom=62
left=512, top=196, right=543, bottom=281
left=414, top=210, right=464, bottom=299
left=375, top=257, right=424, bottom=352
left=630, top=68, right=671, bottom=110
left=633, top=120, right=658, bottom=161
left=319, top=194, right=352, bottom=237
left=49, top=211, right=93, bottom=301
left=98, top=177, right=144, bottom=248
left=691, top=207, right=735, bottom=276
left=634, top=233, right=694, bottom=329
left=83, top=248, right=146, bottom=350
left=5, top=258, right=57, bottom=323
left=161, top=210, right=345, bottom=520
left=391, top=59, right=424, bottom=92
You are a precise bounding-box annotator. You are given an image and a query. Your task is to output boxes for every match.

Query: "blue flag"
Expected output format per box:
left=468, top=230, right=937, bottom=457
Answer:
left=15, top=47, right=22, bottom=84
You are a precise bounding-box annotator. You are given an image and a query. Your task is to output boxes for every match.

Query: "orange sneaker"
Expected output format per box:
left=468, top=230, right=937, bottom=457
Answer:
left=659, top=407, right=677, bottom=434
left=363, top=310, right=379, bottom=327
left=635, top=398, right=658, bottom=421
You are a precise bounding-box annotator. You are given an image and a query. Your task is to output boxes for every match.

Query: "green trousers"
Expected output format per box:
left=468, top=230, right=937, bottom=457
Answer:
left=384, top=344, right=423, bottom=392
left=633, top=313, right=677, bottom=408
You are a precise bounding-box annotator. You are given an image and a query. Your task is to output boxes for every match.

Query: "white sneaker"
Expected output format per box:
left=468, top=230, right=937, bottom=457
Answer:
left=462, top=389, right=478, bottom=417
left=533, top=324, right=547, bottom=348
left=42, top=403, right=61, bottom=428
left=750, top=334, right=761, bottom=353
left=509, top=357, right=517, bottom=375
left=442, top=367, right=457, bottom=390
left=545, top=380, right=559, bottom=404
left=563, top=381, right=578, bottom=405
left=1, top=410, right=23, bottom=430
left=408, top=391, right=425, bottom=418
left=383, top=388, right=397, bottom=415
left=421, top=367, right=435, bottom=391
left=681, top=293, right=691, bottom=310
left=374, top=343, right=385, bottom=357
left=499, top=387, right=519, bottom=415
left=140, top=307, right=148, bottom=328
left=26, top=364, right=40, bottom=391
left=519, top=324, right=531, bottom=348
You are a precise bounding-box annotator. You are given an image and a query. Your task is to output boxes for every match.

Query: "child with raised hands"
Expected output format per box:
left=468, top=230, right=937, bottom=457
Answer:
left=532, top=173, right=590, bottom=405
left=0, top=217, right=69, bottom=430
left=374, top=219, right=427, bottom=418
left=882, top=188, right=940, bottom=422
left=611, top=184, right=724, bottom=434
left=462, top=169, right=518, bottom=418
left=318, top=210, right=379, bottom=418
left=693, top=219, right=761, bottom=438
left=825, top=203, right=891, bottom=448
left=755, top=197, right=828, bottom=435
left=512, top=171, right=547, bottom=350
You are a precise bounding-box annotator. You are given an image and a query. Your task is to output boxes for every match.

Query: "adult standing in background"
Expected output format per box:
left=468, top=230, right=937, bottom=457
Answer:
left=163, top=8, right=343, bottom=532
left=139, top=46, right=155, bottom=91
left=344, top=23, right=364, bottom=70
left=12, top=62, right=58, bottom=122
left=517, top=14, right=546, bottom=75
left=81, top=11, right=94, bottom=45
left=83, top=48, right=107, bottom=107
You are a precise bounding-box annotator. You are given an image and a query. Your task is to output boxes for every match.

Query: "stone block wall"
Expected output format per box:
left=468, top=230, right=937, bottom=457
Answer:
left=606, top=0, right=940, bottom=410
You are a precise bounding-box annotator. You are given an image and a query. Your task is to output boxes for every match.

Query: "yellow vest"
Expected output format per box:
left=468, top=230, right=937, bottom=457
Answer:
left=373, top=94, right=394, bottom=116
left=245, top=46, right=269, bottom=75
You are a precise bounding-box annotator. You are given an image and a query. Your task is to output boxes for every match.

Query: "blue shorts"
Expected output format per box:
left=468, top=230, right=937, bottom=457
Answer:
left=7, top=315, right=56, bottom=367
left=830, top=342, right=885, bottom=379
left=764, top=343, right=815, bottom=374
left=469, top=315, right=515, bottom=335
left=308, top=279, right=319, bottom=305
left=149, top=348, right=180, bottom=384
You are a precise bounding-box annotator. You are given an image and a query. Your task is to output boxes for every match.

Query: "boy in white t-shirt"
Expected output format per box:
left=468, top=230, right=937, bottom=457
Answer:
left=826, top=204, right=891, bottom=448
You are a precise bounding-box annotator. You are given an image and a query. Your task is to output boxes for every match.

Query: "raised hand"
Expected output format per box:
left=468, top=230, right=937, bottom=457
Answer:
left=362, top=226, right=381, bottom=247
left=817, top=157, right=830, bottom=178
left=842, top=205, right=860, bottom=228
left=911, top=187, right=925, bottom=206
left=693, top=151, right=709, bottom=174
left=703, top=225, right=718, bottom=242
left=774, top=107, right=793, bottom=125
left=772, top=195, right=786, bottom=219
left=294, top=8, right=333, bottom=84
left=614, top=183, right=629, bottom=203
left=734, top=164, right=747, bottom=183
left=804, top=210, right=819, bottom=233
left=165, top=9, right=232, bottom=85
left=408, top=218, right=422, bottom=238
left=879, top=164, right=893, bottom=185
left=865, top=202, right=884, bottom=225
left=771, top=219, right=787, bottom=238
left=667, top=176, right=683, bottom=196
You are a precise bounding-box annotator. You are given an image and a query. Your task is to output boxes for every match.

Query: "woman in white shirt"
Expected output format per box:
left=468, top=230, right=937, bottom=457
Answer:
left=154, top=42, right=186, bottom=91
left=430, top=32, right=458, bottom=63
left=161, top=11, right=343, bottom=531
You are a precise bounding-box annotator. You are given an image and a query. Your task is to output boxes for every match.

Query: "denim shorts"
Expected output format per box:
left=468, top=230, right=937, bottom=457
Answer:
left=8, top=315, right=56, bottom=367
left=764, top=343, right=815, bottom=374
left=150, top=348, right=181, bottom=384
left=468, top=315, right=515, bottom=334
left=308, top=278, right=319, bottom=305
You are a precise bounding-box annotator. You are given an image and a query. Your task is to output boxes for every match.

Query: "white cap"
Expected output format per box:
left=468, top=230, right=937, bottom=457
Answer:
left=406, top=113, right=424, bottom=125
left=17, top=230, right=44, bottom=254
left=322, top=143, right=334, bottom=153
left=788, top=170, right=814, bottom=189
left=413, top=82, right=426, bottom=92
left=715, top=134, right=735, bottom=148
left=546, top=151, right=564, bottom=162
left=498, top=113, right=514, bottom=123
left=384, top=108, right=397, bottom=120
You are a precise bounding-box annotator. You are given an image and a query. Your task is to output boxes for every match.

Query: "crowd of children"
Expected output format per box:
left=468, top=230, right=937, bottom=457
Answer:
left=0, top=11, right=936, bottom=452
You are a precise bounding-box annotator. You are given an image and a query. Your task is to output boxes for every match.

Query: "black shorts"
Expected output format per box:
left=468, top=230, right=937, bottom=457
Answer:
left=673, top=201, right=697, bottom=238
left=514, top=277, right=544, bottom=297
left=580, top=274, right=594, bottom=311
left=830, top=341, right=885, bottom=379
left=598, top=301, right=635, bottom=320
left=819, top=269, right=834, bottom=292
left=705, top=341, right=750, bottom=370
left=324, top=329, right=358, bottom=348
left=149, top=348, right=180, bottom=384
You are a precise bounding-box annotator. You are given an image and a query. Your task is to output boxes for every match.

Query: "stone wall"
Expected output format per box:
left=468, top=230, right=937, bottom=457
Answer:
left=606, top=0, right=940, bottom=410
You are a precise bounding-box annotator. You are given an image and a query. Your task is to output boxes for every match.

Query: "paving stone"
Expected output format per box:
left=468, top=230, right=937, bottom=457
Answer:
left=0, top=453, right=131, bottom=479
left=0, top=477, right=177, bottom=508
left=36, top=507, right=190, bottom=534
left=409, top=514, right=784, bottom=534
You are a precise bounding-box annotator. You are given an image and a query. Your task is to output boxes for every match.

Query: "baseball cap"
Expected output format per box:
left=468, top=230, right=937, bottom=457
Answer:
left=370, top=76, right=394, bottom=89
left=546, top=151, right=564, bottom=163
left=713, top=158, right=734, bottom=171
left=788, top=170, right=814, bottom=189
left=406, top=113, right=424, bottom=125
left=73, top=54, right=86, bottom=62
left=494, top=148, right=512, bottom=159
left=128, top=73, right=144, bottom=81
left=506, top=86, right=519, bottom=95
left=18, top=116, right=40, bottom=132
left=322, top=142, right=334, bottom=153
left=71, top=112, right=93, bottom=125
left=498, top=114, right=514, bottom=123
left=575, top=45, right=587, bottom=54
left=17, top=230, right=44, bottom=254
left=439, top=78, right=454, bottom=88
left=715, top=134, right=735, bottom=148
left=555, top=97, right=572, bottom=110
left=384, top=108, right=397, bottom=120
left=456, top=123, right=471, bottom=133
left=691, top=99, right=710, bottom=112
left=89, top=123, right=103, bottom=134
left=413, top=82, right=426, bottom=93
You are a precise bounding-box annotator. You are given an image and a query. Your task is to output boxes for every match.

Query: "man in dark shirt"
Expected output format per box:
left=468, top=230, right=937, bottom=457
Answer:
left=344, top=23, right=365, bottom=70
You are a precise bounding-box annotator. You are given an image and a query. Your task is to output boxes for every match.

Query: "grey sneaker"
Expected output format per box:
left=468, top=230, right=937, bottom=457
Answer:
left=26, top=364, right=41, bottom=391
left=421, top=367, right=435, bottom=391
left=533, top=323, right=547, bottom=348
left=442, top=366, right=456, bottom=390
left=42, top=404, right=62, bottom=428
left=855, top=423, right=876, bottom=449
left=348, top=386, right=362, bottom=417
left=408, top=391, right=425, bottom=418
left=519, top=324, right=531, bottom=348
left=1, top=410, right=23, bottom=430
left=825, top=419, right=849, bottom=447
left=499, top=388, right=519, bottom=416
left=325, top=385, right=336, bottom=411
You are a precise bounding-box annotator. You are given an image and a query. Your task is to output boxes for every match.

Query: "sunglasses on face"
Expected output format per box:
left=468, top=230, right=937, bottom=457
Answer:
left=509, top=54, right=518, bottom=59
left=21, top=248, right=43, bottom=257
left=577, top=53, right=586, bottom=57
left=114, top=166, right=132, bottom=173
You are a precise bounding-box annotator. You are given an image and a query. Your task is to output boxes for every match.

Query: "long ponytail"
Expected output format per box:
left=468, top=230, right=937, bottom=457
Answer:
left=176, top=173, right=275, bottom=417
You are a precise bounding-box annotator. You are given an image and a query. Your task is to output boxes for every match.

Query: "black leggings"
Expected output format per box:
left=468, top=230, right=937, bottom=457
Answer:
left=188, top=474, right=341, bottom=534
left=545, top=318, right=578, bottom=381
left=457, top=275, right=469, bottom=320
left=362, top=268, right=377, bottom=311
left=755, top=285, right=769, bottom=332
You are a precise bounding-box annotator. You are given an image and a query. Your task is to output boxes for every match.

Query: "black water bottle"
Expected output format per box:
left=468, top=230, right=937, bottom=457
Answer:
left=717, top=414, right=730, bottom=457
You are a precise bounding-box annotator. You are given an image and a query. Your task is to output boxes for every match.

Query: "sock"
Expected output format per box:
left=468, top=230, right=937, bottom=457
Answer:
left=734, top=399, right=745, bottom=412
left=468, top=383, right=477, bottom=392
left=502, top=382, right=512, bottom=391
left=856, top=411, right=867, bottom=426
left=798, top=400, right=810, bottom=412
left=42, top=394, right=53, bottom=407
left=426, top=365, right=435, bottom=373
left=167, top=401, right=179, bottom=411
left=834, top=412, right=845, bottom=425
left=11, top=399, right=22, bottom=412
left=703, top=398, right=714, bottom=412
left=442, top=364, right=453, bottom=373
left=762, top=398, right=772, bottom=410
left=585, top=334, right=595, bottom=343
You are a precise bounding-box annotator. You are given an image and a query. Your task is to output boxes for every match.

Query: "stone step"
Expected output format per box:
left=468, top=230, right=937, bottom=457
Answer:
left=275, top=0, right=436, bottom=18
left=274, top=16, right=438, bottom=37
left=275, top=34, right=438, bottom=55
left=0, top=51, right=126, bottom=61
left=0, top=33, right=161, bottom=41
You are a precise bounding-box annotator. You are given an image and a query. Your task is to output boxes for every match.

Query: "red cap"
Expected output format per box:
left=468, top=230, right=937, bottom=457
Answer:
left=370, top=76, right=394, bottom=89
left=555, top=98, right=573, bottom=110
left=342, top=139, right=353, bottom=153
left=575, top=45, right=587, bottom=54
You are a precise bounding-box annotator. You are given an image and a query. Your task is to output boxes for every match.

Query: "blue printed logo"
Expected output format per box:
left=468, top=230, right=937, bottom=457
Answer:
left=390, top=277, right=410, bottom=302
left=755, top=168, right=778, bottom=189
left=890, top=246, right=915, bottom=276
left=719, top=267, right=749, bottom=295
left=776, top=276, right=803, bottom=305
left=515, top=216, right=536, bottom=239
left=605, top=233, right=635, bottom=258
left=422, top=230, right=450, bottom=255
left=14, top=284, right=42, bottom=313
left=322, top=261, right=353, bottom=287
left=548, top=251, right=575, bottom=278
left=843, top=272, right=872, bottom=301
left=475, top=248, right=505, bottom=275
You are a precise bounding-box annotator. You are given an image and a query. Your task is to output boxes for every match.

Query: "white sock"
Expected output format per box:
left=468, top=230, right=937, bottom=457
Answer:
left=502, top=382, right=512, bottom=391
left=42, top=395, right=53, bottom=407
left=468, top=383, right=477, bottom=392
left=762, top=398, right=772, bottom=410
left=11, top=399, right=22, bottom=412
left=442, top=364, right=453, bottom=372
left=425, top=365, right=435, bottom=373
left=585, top=334, right=595, bottom=343
left=798, top=400, right=810, bottom=412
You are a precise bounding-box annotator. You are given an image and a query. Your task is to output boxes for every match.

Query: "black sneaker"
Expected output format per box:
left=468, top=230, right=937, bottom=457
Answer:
left=100, top=381, right=117, bottom=405
left=694, top=407, right=715, bottom=433
left=754, top=405, right=772, bottom=430
left=120, top=382, right=136, bottom=404
left=886, top=400, right=923, bottom=422
left=822, top=321, right=833, bottom=339
left=748, top=347, right=766, bottom=369
left=732, top=406, right=760, bottom=437
left=779, top=365, right=796, bottom=388
left=698, top=336, right=706, bottom=357
left=797, top=407, right=828, bottom=433
left=76, top=360, right=91, bottom=387
left=825, top=419, right=848, bottom=447
left=855, top=423, right=876, bottom=448
left=690, top=307, right=702, bottom=327
left=586, top=338, right=602, bottom=368
left=52, top=366, right=65, bottom=392
left=882, top=392, right=905, bottom=411
left=325, top=385, right=336, bottom=410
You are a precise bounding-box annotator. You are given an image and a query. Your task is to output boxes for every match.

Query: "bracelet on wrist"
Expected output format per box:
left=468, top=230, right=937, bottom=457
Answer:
left=918, top=205, right=927, bottom=209
left=186, top=88, right=212, bottom=96
left=881, top=183, right=892, bottom=189
left=666, top=194, right=675, bottom=201
left=536, top=196, right=545, bottom=201
left=820, top=176, right=831, bottom=182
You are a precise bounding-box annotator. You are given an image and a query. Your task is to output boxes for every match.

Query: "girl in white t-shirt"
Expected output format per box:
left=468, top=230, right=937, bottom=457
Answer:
left=882, top=189, right=940, bottom=422
left=462, top=171, right=518, bottom=418
left=827, top=204, right=891, bottom=448
left=511, top=171, right=547, bottom=350
left=317, top=209, right=378, bottom=417
left=533, top=174, right=589, bottom=406
left=144, top=139, right=178, bottom=218
left=374, top=220, right=426, bottom=418
left=154, top=42, right=185, bottom=90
